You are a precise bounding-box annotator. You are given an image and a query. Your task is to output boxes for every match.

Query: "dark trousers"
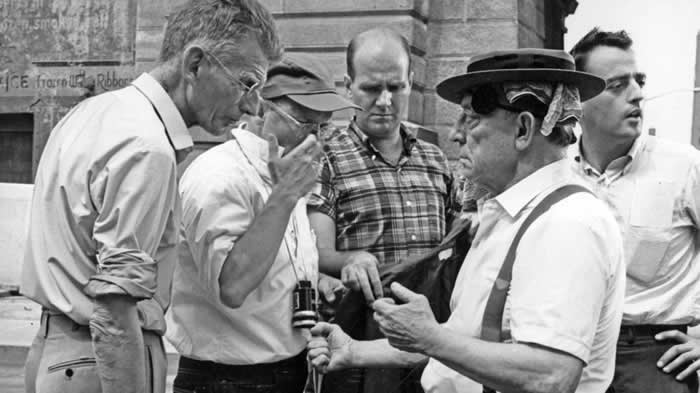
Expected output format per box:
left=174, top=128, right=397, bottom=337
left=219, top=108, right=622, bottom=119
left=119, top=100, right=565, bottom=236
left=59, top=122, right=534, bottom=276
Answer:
left=608, top=325, right=699, bottom=393
left=173, top=351, right=307, bottom=393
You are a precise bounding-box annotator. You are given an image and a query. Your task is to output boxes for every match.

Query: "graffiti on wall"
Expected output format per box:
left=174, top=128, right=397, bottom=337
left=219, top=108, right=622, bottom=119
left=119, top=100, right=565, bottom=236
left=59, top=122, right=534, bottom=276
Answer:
left=0, top=0, right=137, bottom=64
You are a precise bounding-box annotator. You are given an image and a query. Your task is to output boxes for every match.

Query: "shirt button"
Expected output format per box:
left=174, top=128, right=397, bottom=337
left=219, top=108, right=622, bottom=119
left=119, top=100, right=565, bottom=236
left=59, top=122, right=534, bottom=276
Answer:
left=410, top=234, right=417, bottom=241
left=406, top=201, right=413, bottom=207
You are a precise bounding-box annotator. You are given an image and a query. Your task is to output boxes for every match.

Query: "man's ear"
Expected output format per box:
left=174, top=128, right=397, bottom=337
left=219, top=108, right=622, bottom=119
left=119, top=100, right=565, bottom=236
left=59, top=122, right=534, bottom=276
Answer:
left=514, top=111, right=537, bottom=152
left=182, top=46, right=207, bottom=84
left=344, top=74, right=353, bottom=97
left=407, top=70, right=415, bottom=88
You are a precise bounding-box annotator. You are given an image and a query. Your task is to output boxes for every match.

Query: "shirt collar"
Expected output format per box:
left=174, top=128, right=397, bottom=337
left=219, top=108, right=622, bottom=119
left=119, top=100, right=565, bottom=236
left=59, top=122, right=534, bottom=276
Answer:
left=131, top=73, right=193, bottom=155
left=348, top=120, right=417, bottom=157
left=494, top=158, right=572, bottom=218
left=230, top=125, right=274, bottom=185
left=573, top=134, right=646, bottom=177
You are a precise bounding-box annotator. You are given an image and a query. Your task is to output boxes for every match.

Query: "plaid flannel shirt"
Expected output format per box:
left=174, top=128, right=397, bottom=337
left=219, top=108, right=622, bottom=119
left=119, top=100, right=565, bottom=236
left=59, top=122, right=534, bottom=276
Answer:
left=308, top=121, right=455, bottom=266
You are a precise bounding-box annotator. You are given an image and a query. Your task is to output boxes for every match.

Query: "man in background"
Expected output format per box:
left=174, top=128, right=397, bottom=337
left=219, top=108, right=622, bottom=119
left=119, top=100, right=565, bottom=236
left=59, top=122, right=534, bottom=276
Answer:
left=308, top=27, right=454, bottom=393
left=571, top=28, right=700, bottom=392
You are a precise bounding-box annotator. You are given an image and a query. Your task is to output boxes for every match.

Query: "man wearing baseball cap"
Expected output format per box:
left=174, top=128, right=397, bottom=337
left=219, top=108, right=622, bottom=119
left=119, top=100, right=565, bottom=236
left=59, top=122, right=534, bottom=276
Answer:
left=307, top=49, right=626, bottom=393
left=165, top=52, right=357, bottom=393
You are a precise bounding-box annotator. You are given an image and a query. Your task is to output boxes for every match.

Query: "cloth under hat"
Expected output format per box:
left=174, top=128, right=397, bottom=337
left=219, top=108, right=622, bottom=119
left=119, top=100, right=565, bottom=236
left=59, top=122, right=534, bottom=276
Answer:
left=502, top=81, right=582, bottom=138
left=262, top=52, right=359, bottom=112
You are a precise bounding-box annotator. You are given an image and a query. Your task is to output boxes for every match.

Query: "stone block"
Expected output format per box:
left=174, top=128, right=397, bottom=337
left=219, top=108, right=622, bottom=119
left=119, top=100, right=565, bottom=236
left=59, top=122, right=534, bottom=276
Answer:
left=432, top=123, right=460, bottom=159
left=277, top=15, right=427, bottom=53
left=135, top=28, right=163, bottom=63
left=518, top=0, right=545, bottom=37
left=427, top=20, right=518, bottom=57
left=282, top=0, right=416, bottom=14
left=518, top=24, right=544, bottom=48
left=259, top=0, right=284, bottom=13
left=407, top=89, right=424, bottom=124
left=467, top=0, right=517, bottom=20
left=424, top=56, right=471, bottom=91
left=429, top=0, right=467, bottom=21
left=136, top=0, right=169, bottom=28
left=422, top=91, right=461, bottom=126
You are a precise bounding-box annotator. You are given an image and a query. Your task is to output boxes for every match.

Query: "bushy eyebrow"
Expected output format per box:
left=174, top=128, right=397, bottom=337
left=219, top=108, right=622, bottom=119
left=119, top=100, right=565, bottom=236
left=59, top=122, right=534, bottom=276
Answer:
left=605, top=72, right=646, bottom=85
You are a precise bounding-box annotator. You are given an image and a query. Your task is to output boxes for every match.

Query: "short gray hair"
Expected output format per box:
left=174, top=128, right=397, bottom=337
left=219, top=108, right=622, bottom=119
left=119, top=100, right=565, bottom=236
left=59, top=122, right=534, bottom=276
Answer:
left=160, top=0, right=282, bottom=64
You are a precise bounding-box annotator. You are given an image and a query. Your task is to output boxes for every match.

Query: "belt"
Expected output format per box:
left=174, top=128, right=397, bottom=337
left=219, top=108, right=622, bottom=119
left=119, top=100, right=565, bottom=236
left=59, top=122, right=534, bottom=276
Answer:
left=619, top=324, right=688, bottom=339
left=178, top=350, right=306, bottom=379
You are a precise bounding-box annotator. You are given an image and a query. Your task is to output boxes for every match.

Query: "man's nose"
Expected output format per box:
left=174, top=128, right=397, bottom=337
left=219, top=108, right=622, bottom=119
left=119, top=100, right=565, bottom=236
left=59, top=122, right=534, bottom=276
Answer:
left=448, top=126, right=466, bottom=145
left=628, top=78, right=644, bottom=105
left=376, top=89, right=392, bottom=107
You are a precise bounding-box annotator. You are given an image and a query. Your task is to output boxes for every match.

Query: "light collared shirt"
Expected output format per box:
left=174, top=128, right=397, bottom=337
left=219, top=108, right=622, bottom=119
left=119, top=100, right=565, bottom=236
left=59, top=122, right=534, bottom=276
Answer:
left=21, top=73, right=193, bottom=334
left=166, top=127, right=318, bottom=365
left=571, top=135, right=700, bottom=325
left=421, top=159, right=625, bottom=393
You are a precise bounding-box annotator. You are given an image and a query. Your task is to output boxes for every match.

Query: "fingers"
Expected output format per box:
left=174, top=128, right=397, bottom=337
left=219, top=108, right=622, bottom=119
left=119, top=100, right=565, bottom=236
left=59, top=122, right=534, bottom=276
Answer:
left=676, top=359, right=700, bottom=380
left=661, top=345, right=694, bottom=373
left=356, top=268, right=376, bottom=302
left=367, top=263, right=383, bottom=299
left=318, top=279, right=336, bottom=303
left=658, top=343, right=693, bottom=369
left=308, top=351, right=329, bottom=374
left=390, top=282, right=418, bottom=303
left=656, top=330, right=689, bottom=343
left=310, top=321, right=334, bottom=337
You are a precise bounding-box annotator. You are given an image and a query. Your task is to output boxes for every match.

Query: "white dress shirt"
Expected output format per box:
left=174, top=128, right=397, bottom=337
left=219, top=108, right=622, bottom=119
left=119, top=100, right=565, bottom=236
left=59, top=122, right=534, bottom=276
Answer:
left=421, top=159, right=625, bottom=393
left=571, top=135, right=700, bottom=325
left=166, top=127, right=318, bottom=364
left=21, top=73, right=192, bottom=334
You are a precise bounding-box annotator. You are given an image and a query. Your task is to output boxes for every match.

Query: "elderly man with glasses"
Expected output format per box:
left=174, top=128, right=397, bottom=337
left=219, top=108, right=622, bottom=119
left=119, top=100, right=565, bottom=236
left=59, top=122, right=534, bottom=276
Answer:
left=21, top=2, right=280, bottom=393
left=165, top=52, right=358, bottom=393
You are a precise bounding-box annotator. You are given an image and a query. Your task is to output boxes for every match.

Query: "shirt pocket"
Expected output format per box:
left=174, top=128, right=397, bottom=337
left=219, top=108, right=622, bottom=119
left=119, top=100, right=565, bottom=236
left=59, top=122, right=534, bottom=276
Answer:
left=625, top=179, right=674, bottom=284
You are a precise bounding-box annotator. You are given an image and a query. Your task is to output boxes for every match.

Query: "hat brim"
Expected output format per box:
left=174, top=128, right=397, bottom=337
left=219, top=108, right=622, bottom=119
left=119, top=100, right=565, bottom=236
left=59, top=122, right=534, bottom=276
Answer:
left=287, top=93, right=361, bottom=112
left=436, top=69, right=606, bottom=105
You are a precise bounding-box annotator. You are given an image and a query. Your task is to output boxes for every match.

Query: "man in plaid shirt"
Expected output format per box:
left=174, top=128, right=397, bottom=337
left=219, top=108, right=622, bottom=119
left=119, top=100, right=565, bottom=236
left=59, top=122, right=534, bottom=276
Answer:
left=307, top=27, right=455, bottom=393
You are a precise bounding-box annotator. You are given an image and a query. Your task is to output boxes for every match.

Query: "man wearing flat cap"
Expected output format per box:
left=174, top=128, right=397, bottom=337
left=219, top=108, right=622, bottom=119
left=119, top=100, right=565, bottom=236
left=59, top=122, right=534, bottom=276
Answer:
left=165, top=52, right=356, bottom=393
left=307, top=49, right=626, bottom=393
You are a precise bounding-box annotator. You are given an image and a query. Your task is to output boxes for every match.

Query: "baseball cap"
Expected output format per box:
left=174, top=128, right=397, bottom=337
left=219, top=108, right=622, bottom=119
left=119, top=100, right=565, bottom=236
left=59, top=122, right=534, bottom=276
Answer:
left=261, top=52, right=360, bottom=112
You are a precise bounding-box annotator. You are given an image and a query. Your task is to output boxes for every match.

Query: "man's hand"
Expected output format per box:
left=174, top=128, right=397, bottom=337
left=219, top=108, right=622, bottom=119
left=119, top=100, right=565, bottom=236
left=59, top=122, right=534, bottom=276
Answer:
left=372, top=282, right=440, bottom=354
left=266, top=133, right=322, bottom=199
left=656, top=330, right=700, bottom=380
left=308, top=322, right=353, bottom=374
left=341, top=251, right=383, bottom=302
left=318, top=273, right=345, bottom=304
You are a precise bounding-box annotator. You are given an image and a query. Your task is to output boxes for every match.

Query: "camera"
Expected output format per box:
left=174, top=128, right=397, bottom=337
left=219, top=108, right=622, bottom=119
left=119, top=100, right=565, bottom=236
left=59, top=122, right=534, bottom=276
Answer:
left=292, top=280, right=318, bottom=329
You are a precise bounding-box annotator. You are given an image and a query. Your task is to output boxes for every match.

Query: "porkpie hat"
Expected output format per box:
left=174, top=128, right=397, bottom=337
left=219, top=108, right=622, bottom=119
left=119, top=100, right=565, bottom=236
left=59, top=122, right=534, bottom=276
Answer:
left=436, top=48, right=605, bottom=104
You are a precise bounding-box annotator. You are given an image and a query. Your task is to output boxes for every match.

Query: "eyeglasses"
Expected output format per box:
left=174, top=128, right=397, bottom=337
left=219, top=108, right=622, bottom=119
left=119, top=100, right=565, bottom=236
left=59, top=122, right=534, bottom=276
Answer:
left=205, top=50, right=262, bottom=99
left=262, top=99, right=322, bottom=136
left=470, top=85, right=525, bottom=116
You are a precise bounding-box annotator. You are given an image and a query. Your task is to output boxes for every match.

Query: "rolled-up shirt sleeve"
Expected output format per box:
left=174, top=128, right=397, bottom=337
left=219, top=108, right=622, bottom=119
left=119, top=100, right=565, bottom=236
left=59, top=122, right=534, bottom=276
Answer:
left=307, top=153, right=337, bottom=219
left=84, top=142, right=178, bottom=300
left=179, top=168, right=257, bottom=298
